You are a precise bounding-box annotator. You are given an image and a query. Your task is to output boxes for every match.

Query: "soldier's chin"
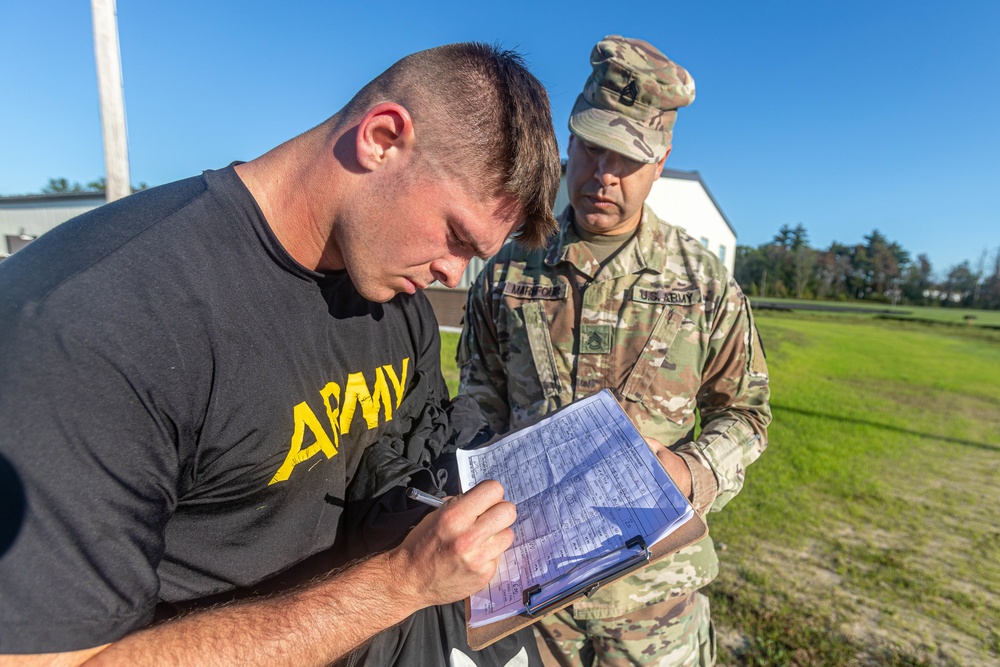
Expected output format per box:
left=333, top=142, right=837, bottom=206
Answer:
left=577, top=213, right=624, bottom=234
left=353, top=278, right=396, bottom=304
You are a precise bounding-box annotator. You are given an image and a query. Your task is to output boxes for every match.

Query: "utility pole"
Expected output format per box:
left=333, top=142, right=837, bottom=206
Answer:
left=973, top=248, right=987, bottom=307
left=91, top=0, right=131, bottom=202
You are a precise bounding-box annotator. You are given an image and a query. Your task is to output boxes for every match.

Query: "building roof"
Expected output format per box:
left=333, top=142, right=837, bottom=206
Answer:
left=0, top=191, right=107, bottom=205
left=658, top=168, right=736, bottom=239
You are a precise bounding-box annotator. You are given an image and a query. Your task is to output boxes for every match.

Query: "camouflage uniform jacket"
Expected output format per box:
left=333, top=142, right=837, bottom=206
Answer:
left=458, top=204, right=771, bottom=619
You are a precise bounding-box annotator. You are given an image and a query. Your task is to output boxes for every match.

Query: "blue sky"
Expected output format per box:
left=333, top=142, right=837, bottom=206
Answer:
left=2, top=1, right=998, bottom=276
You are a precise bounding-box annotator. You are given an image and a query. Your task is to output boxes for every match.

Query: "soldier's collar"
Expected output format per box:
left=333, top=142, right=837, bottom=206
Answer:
left=544, top=206, right=574, bottom=266
left=545, top=207, right=599, bottom=277
left=624, top=205, right=669, bottom=274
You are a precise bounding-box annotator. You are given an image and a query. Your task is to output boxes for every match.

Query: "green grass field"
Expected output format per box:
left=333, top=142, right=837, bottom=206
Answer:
left=440, top=331, right=461, bottom=398
left=440, top=314, right=1000, bottom=666
left=751, top=297, right=1000, bottom=327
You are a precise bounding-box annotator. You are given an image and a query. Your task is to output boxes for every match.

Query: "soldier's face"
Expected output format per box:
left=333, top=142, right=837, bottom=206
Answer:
left=566, top=135, right=666, bottom=236
left=338, top=171, right=521, bottom=303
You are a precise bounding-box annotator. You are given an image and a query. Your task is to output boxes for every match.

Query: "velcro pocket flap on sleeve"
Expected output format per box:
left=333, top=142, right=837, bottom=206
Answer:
left=521, top=302, right=562, bottom=399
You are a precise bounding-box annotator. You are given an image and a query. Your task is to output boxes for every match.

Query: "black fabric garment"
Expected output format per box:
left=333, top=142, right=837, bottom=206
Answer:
left=344, top=601, right=540, bottom=667
left=0, top=166, right=443, bottom=652
left=153, top=372, right=494, bottom=610
left=338, top=369, right=493, bottom=562
left=335, top=385, right=543, bottom=667
left=155, top=382, right=542, bottom=667
left=333, top=372, right=545, bottom=667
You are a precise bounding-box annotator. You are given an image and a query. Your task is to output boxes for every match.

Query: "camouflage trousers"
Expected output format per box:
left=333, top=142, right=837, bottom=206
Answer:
left=533, top=592, right=715, bottom=667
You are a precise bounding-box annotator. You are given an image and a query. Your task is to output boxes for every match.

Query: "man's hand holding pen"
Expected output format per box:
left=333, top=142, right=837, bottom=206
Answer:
left=389, top=480, right=516, bottom=612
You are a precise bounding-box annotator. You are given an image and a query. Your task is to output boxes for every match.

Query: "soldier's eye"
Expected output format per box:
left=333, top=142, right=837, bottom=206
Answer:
left=450, top=227, right=470, bottom=250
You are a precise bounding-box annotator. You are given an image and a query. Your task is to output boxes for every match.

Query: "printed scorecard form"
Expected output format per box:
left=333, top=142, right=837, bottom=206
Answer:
left=457, top=390, right=693, bottom=628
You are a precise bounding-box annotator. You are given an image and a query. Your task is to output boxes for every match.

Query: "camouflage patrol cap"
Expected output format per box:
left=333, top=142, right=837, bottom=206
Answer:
left=569, top=35, right=695, bottom=164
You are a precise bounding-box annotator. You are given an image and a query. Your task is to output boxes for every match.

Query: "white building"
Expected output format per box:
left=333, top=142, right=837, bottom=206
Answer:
left=0, top=192, right=105, bottom=259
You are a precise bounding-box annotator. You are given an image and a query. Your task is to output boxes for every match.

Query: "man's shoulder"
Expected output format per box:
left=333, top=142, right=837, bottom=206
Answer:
left=490, top=237, right=550, bottom=268
left=0, top=175, right=211, bottom=304
left=472, top=237, right=555, bottom=294
left=394, top=289, right=439, bottom=328
left=643, top=208, right=732, bottom=286
left=0, top=173, right=232, bottom=348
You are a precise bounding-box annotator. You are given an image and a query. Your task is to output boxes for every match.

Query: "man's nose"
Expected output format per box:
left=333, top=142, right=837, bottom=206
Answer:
left=430, top=255, right=470, bottom=289
left=595, top=151, right=624, bottom=184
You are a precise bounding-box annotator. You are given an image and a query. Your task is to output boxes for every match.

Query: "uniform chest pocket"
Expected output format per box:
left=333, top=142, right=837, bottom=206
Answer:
left=497, top=296, right=563, bottom=402
left=620, top=306, right=684, bottom=403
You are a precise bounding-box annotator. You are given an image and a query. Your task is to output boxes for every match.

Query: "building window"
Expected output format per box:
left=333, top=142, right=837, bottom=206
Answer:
left=699, top=237, right=709, bottom=248
left=5, top=233, right=36, bottom=255
left=718, top=244, right=727, bottom=264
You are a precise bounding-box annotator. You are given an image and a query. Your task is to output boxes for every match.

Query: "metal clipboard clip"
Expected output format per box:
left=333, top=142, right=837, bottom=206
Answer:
left=521, top=536, right=651, bottom=618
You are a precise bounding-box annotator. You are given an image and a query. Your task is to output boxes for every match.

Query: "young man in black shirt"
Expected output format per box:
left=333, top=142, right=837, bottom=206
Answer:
left=0, top=43, right=561, bottom=665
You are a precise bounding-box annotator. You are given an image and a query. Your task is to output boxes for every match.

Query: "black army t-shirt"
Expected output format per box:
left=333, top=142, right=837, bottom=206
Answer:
left=0, top=166, right=443, bottom=652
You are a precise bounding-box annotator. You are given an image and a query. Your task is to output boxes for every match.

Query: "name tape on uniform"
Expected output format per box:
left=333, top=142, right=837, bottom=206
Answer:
left=500, top=282, right=569, bottom=300
left=631, top=286, right=702, bottom=306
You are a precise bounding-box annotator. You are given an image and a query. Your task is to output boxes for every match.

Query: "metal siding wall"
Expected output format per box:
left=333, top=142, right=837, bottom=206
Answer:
left=457, top=256, right=488, bottom=290
left=644, top=178, right=737, bottom=275
left=0, top=199, right=104, bottom=240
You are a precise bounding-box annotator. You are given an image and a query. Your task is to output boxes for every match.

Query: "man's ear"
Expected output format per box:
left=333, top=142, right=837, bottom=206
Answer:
left=355, top=102, right=415, bottom=171
left=653, top=147, right=671, bottom=179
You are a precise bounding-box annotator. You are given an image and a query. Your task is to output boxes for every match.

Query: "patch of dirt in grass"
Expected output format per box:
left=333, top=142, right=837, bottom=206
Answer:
left=720, top=539, right=986, bottom=666
left=716, top=437, right=1000, bottom=666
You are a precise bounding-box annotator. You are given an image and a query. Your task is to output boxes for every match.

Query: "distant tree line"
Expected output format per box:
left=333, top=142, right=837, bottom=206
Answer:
left=735, top=224, right=1000, bottom=310
left=0, top=177, right=150, bottom=197
left=39, top=177, right=148, bottom=195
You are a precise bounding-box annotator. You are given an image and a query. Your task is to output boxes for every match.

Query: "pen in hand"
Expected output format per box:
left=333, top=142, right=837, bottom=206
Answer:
left=406, top=487, right=445, bottom=508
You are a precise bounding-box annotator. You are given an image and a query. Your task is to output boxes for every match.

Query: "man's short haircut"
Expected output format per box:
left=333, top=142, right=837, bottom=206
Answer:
left=340, top=43, right=561, bottom=249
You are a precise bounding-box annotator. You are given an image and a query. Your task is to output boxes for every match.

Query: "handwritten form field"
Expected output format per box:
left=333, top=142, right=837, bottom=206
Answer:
left=457, top=390, right=693, bottom=628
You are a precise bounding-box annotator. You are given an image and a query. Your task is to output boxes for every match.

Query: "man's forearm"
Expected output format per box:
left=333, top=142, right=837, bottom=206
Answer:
left=3, top=481, right=516, bottom=667
left=0, top=554, right=408, bottom=667
left=88, top=550, right=414, bottom=667
left=687, top=413, right=765, bottom=511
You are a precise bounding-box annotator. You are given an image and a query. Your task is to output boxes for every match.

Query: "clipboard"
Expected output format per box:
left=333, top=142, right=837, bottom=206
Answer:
left=465, top=510, right=708, bottom=650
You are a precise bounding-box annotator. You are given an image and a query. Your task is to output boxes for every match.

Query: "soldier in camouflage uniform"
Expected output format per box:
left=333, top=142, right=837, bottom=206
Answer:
left=458, top=36, right=771, bottom=667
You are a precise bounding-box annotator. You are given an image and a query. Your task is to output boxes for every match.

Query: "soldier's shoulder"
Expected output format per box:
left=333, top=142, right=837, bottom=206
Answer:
left=468, top=238, right=549, bottom=295
left=492, top=205, right=570, bottom=269
left=659, top=220, right=730, bottom=280
left=488, top=237, right=551, bottom=271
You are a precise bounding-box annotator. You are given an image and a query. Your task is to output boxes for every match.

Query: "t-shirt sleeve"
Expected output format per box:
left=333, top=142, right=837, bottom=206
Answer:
left=0, top=298, right=188, bottom=653
left=457, top=263, right=512, bottom=434
left=407, top=291, right=450, bottom=403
